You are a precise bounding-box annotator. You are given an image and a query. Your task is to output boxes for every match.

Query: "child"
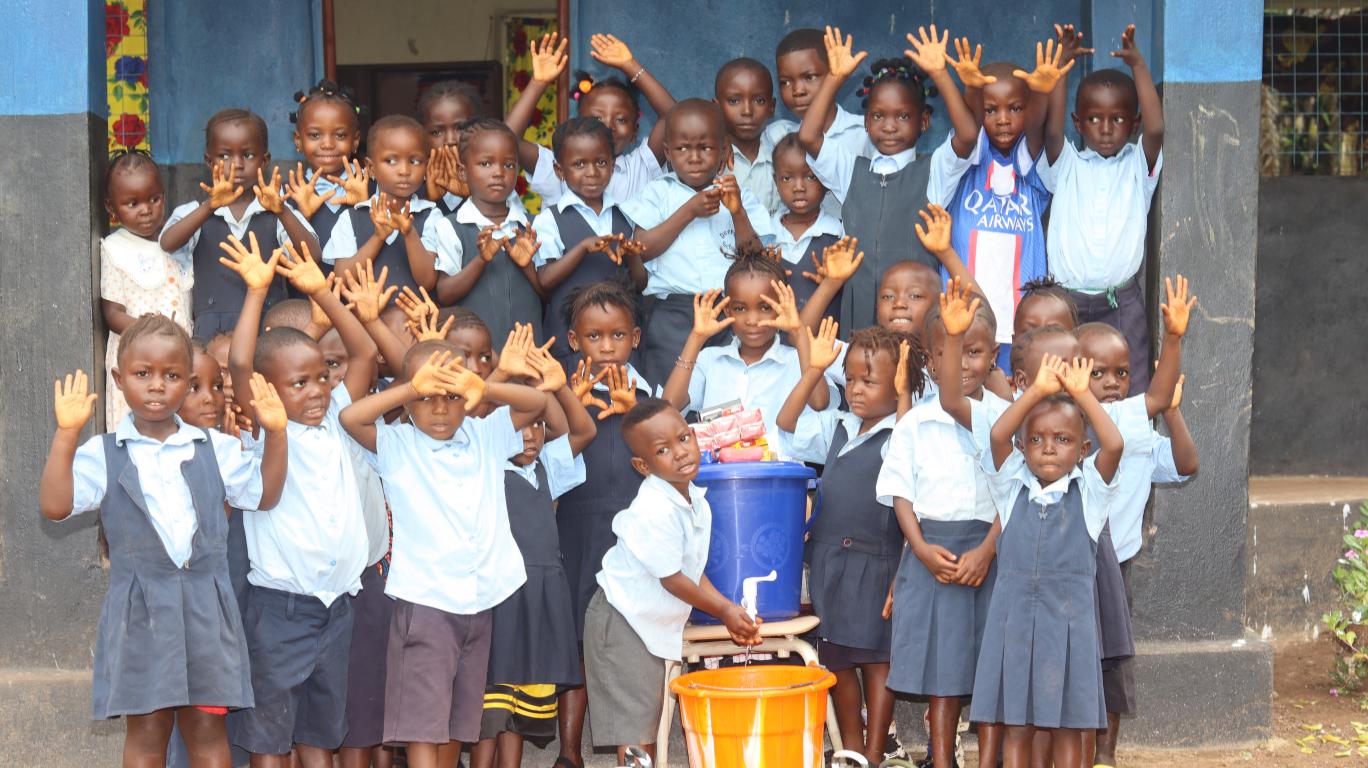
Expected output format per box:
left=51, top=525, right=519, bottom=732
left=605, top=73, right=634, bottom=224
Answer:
left=39, top=316, right=287, bottom=766
left=530, top=116, right=647, bottom=371
left=770, top=133, right=843, bottom=323
left=322, top=115, right=460, bottom=296
left=779, top=323, right=919, bottom=765
left=509, top=33, right=676, bottom=206
left=622, top=99, right=774, bottom=385
left=283, top=79, right=366, bottom=256
left=418, top=80, right=484, bottom=215
left=219, top=236, right=378, bottom=765
left=972, top=354, right=1124, bottom=768
left=662, top=252, right=835, bottom=449
left=928, top=37, right=1073, bottom=370
left=1016, top=275, right=1079, bottom=335
left=471, top=342, right=597, bottom=768
left=552, top=280, right=655, bottom=768
left=101, top=151, right=193, bottom=429
left=800, top=27, right=972, bottom=330
left=1042, top=23, right=1164, bottom=393
left=881, top=280, right=1011, bottom=768
left=337, top=342, right=546, bottom=768
left=160, top=109, right=319, bottom=339
left=434, top=117, right=545, bottom=348
left=584, top=398, right=761, bottom=763
left=716, top=56, right=780, bottom=213
left=764, top=27, right=872, bottom=218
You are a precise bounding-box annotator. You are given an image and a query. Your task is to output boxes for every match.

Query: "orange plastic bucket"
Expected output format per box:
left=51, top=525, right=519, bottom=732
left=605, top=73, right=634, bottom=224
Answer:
left=670, top=664, right=836, bottom=768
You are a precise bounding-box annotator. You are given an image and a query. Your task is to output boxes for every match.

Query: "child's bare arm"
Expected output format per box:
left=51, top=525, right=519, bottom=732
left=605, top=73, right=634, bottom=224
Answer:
left=507, top=33, right=569, bottom=172
left=798, top=237, right=863, bottom=332
left=1112, top=24, right=1163, bottom=170
left=662, top=290, right=734, bottom=410
left=397, top=207, right=439, bottom=292
left=1060, top=357, right=1123, bottom=481
left=716, top=175, right=762, bottom=251
left=161, top=161, right=242, bottom=252
left=219, top=233, right=283, bottom=422
left=990, top=354, right=1066, bottom=469
left=662, top=572, right=761, bottom=645
left=798, top=27, right=866, bottom=159
left=335, top=195, right=395, bottom=280
left=530, top=344, right=598, bottom=454
left=1045, top=24, right=1094, bottom=163
left=265, top=175, right=322, bottom=263
left=434, top=227, right=499, bottom=304
left=590, top=34, right=677, bottom=161
left=907, top=26, right=979, bottom=157
left=247, top=373, right=290, bottom=510
left=505, top=225, right=548, bottom=300
left=341, top=263, right=410, bottom=378
left=38, top=371, right=98, bottom=520
left=1163, top=374, right=1198, bottom=476
left=937, top=277, right=981, bottom=428
left=1144, top=275, right=1194, bottom=418
left=777, top=318, right=840, bottom=432
left=947, top=38, right=995, bottom=154
left=763, top=280, right=831, bottom=410
left=101, top=300, right=138, bottom=335
left=1014, top=39, right=1077, bottom=159
left=915, top=205, right=979, bottom=292
left=340, top=350, right=467, bottom=452
left=280, top=243, right=379, bottom=403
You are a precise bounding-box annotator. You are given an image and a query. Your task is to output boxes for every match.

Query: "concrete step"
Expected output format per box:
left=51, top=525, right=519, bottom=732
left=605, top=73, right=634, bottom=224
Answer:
left=1246, top=475, right=1368, bottom=641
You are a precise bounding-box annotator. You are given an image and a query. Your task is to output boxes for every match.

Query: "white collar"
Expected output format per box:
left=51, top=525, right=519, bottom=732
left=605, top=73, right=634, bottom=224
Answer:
left=661, top=171, right=719, bottom=195
left=355, top=194, right=436, bottom=214
left=412, top=419, right=474, bottom=451
left=840, top=410, right=896, bottom=438
left=454, top=195, right=529, bottom=228
left=870, top=146, right=918, bottom=168
left=505, top=458, right=540, bottom=486
left=213, top=196, right=267, bottom=222
left=554, top=189, right=619, bottom=215
left=721, top=335, right=788, bottom=365
left=773, top=209, right=843, bottom=242
left=642, top=474, right=708, bottom=514
left=114, top=414, right=203, bottom=447
left=1076, top=139, right=1139, bottom=162
left=590, top=362, right=652, bottom=394
left=1017, top=462, right=1083, bottom=505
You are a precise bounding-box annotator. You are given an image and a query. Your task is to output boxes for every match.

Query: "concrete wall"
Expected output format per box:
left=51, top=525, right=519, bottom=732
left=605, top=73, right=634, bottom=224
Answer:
left=1250, top=177, right=1368, bottom=476
left=334, top=0, right=556, bottom=66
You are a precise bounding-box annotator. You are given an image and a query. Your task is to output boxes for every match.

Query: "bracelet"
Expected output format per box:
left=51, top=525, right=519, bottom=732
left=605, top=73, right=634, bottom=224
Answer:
left=630, top=67, right=646, bottom=84
left=674, top=357, right=694, bottom=370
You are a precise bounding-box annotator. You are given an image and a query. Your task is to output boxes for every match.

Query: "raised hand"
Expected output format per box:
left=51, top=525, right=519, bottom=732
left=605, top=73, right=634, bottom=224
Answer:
left=1160, top=274, right=1196, bottom=338
left=532, top=32, right=569, bottom=84
left=1061, top=356, right=1095, bottom=398
left=276, top=241, right=329, bottom=296
left=218, top=232, right=282, bottom=292
left=914, top=205, right=953, bottom=255
left=388, top=197, right=414, bottom=235
left=411, top=308, right=455, bottom=342
left=571, top=359, right=610, bottom=410
left=598, top=365, right=639, bottom=420
left=507, top=225, right=541, bottom=268
left=589, top=33, right=636, bottom=70
left=894, top=338, right=912, bottom=399
left=447, top=359, right=486, bottom=408
left=1110, top=24, right=1144, bottom=68
left=253, top=166, right=286, bottom=214
left=287, top=162, right=329, bottom=219
left=691, top=289, right=735, bottom=338
left=1054, top=23, right=1095, bottom=67
left=325, top=158, right=371, bottom=206
left=904, top=25, right=951, bottom=74
left=1168, top=374, right=1186, bottom=412
left=527, top=340, right=566, bottom=392
left=582, top=233, right=622, bottom=264
left=409, top=350, right=466, bottom=397
left=222, top=401, right=253, bottom=443
left=369, top=193, right=397, bottom=241
left=53, top=370, right=97, bottom=431
left=439, top=146, right=469, bottom=198
left=340, top=261, right=396, bottom=323
left=497, top=323, right=538, bottom=379
left=939, top=276, right=981, bottom=337
left=823, top=25, right=868, bottom=80
left=803, top=236, right=864, bottom=285
left=1014, top=38, right=1077, bottom=94
left=759, top=279, right=802, bottom=332
left=425, top=147, right=450, bottom=202
left=476, top=226, right=503, bottom=263
left=1032, top=353, right=1067, bottom=396
left=309, top=274, right=341, bottom=332
left=200, top=160, right=243, bottom=208
left=715, top=174, right=742, bottom=214
left=614, top=237, right=647, bottom=265
left=948, top=37, right=998, bottom=87
left=806, top=316, right=842, bottom=371
left=249, top=372, right=288, bottom=433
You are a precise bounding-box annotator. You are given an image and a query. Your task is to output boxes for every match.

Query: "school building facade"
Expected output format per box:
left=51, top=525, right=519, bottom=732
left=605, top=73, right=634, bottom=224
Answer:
left=6, top=0, right=1356, bottom=760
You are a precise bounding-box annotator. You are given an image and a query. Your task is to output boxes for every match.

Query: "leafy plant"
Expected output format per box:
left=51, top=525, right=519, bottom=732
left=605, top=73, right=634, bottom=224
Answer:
left=1324, top=501, right=1368, bottom=710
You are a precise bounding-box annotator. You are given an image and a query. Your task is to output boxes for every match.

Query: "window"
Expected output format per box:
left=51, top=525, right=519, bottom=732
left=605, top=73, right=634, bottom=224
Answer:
left=1262, top=1, right=1368, bottom=175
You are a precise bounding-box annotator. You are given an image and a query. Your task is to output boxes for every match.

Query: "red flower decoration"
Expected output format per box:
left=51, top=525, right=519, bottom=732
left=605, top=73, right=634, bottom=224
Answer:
left=512, top=29, right=528, bottom=55
left=515, top=176, right=528, bottom=196
left=106, top=3, right=129, bottom=56
left=513, top=71, right=531, bottom=91
left=112, top=113, right=146, bottom=148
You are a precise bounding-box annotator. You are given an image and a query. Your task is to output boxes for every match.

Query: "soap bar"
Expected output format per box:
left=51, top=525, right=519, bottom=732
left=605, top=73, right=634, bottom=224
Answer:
left=719, top=445, right=765, bottom=462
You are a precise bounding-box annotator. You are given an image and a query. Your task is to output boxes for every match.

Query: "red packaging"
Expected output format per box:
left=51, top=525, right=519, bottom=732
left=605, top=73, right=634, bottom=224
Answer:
left=739, top=421, right=766, bottom=442
left=719, top=445, right=766, bottom=462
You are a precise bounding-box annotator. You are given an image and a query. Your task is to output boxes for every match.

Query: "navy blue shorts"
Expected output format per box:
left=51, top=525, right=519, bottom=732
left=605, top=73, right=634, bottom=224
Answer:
left=1068, top=276, right=1151, bottom=394
left=230, top=585, right=354, bottom=755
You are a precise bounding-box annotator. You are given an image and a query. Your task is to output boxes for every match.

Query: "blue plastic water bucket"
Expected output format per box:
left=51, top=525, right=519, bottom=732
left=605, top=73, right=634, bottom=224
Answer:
left=690, top=461, right=817, bottom=624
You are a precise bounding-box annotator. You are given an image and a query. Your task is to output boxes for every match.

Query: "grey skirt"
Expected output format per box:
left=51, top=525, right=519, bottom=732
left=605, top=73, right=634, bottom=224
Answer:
left=583, top=589, right=667, bottom=748
left=1095, top=525, right=1135, bottom=663
left=887, top=520, right=997, bottom=698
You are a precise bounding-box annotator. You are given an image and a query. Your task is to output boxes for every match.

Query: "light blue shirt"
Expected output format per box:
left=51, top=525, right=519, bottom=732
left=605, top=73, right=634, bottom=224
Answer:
left=989, top=454, right=1120, bottom=541
left=530, top=190, right=625, bottom=269
left=876, top=393, right=1000, bottom=524
left=68, top=417, right=264, bottom=568
left=163, top=198, right=317, bottom=272
left=286, top=167, right=346, bottom=216
left=447, top=196, right=533, bottom=268
left=763, top=105, right=873, bottom=218
left=530, top=141, right=664, bottom=210
left=504, top=433, right=586, bottom=498
left=320, top=195, right=462, bottom=275
left=1098, top=395, right=1189, bottom=561
left=809, top=142, right=918, bottom=205
left=375, top=406, right=527, bottom=614
left=621, top=172, right=777, bottom=296
left=770, top=209, right=843, bottom=266
left=783, top=409, right=895, bottom=466
left=597, top=475, right=711, bottom=660
left=732, top=140, right=781, bottom=216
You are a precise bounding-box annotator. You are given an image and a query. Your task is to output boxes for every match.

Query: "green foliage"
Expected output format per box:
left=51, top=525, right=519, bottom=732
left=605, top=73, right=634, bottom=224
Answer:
left=1323, top=501, right=1368, bottom=710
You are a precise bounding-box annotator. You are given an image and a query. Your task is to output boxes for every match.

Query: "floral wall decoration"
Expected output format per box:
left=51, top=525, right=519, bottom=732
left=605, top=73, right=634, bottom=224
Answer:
left=504, top=15, right=560, bottom=215
left=107, top=0, right=150, bottom=154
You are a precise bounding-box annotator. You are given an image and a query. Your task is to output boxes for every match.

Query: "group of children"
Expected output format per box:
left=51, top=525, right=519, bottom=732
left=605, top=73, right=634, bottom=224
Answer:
left=46, top=16, right=1199, bottom=768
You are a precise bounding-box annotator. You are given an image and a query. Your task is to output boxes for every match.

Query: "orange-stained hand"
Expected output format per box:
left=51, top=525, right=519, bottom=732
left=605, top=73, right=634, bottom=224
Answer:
left=249, top=373, right=288, bottom=433
left=939, top=276, right=982, bottom=337
left=823, top=25, right=868, bottom=79
left=286, top=162, right=329, bottom=219
left=253, top=166, right=286, bottom=214
left=218, top=232, right=282, bottom=293
left=340, top=261, right=396, bottom=323
left=325, top=158, right=371, bottom=206
left=53, top=370, right=98, bottom=432
left=1160, top=274, right=1196, bottom=338
left=275, top=241, right=330, bottom=296
left=201, top=160, right=244, bottom=208
left=914, top=204, right=953, bottom=256
left=597, top=364, right=639, bottom=420
left=806, top=316, right=842, bottom=371
left=691, top=289, right=734, bottom=339
left=1013, top=38, right=1077, bottom=94
left=949, top=37, right=998, bottom=87
left=532, top=32, right=569, bottom=84
left=571, top=359, right=610, bottom=410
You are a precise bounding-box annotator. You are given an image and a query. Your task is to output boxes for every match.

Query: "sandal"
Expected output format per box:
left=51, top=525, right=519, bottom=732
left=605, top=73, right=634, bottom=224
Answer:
left=552, top=757, right=583, bottom=768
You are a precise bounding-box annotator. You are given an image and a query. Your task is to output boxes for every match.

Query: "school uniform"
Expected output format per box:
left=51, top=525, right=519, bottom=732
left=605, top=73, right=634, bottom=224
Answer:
left=164, top=199, right=316, bottom=340
left=231, top=386, right=368, bottom=755
left=620, top=172, right=777, bottom=387
left=1040, top=139, right=1163, bottom=392
left=763, top=105, right=872, bottom=220
left=685, top=336, right=839, bottom=457
left=435, top=191, right=465, bottom=217
left=373, top=407, right=526, bottom=746
left=321, top=195, right=460, bottom=296
left=732, top=139, right=781, bottom=215
left=66, top=416, right=263, bottom=718
left=529, top=141, right=664, bottom=209
left=929, top=129, right=1052, bottom=371
left=875, top=392, right=1006, bottom=696
left=531, top=191, right=636, bottom=370
left=771, top=209, right=843, bottom=325
left=445, top=197, right=542, bottom=348
left=557, top=365, right=653, bottom=643
left=283, top=169, right=350, bottom=255
left=784, top=410, right=898, bottom=668
left=971, top=455, right=1119, bottom=730
left=809, top=140, right=934, bottom=336
left=479, top=435, right=586, bottom=746
left=340, top=444, right=394, bottom=750
left=822, top=343, right=938, bottom=399
left=585, top=474, right=711, bottom=747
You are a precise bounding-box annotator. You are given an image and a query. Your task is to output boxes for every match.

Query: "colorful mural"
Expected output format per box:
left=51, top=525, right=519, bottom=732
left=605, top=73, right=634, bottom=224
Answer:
left=106, top=0, right=150, bottom=153
left=504, top=15, right=560, bottom=215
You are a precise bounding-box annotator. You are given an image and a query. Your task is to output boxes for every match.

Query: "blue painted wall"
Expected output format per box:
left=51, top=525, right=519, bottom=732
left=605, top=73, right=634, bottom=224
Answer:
left=0, top=0, right=103, bottom=116
left=1160, top=0, right=1261, bottom=83
left=147, top=0, right=321, bottom=164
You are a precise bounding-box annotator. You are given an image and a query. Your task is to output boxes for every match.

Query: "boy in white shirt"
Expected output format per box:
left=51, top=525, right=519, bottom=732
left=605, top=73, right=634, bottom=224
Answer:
left=583, top=398, right=761, bottom=765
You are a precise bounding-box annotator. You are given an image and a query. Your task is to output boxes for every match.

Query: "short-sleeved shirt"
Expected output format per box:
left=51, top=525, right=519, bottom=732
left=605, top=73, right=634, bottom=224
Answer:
left=927, top=130, right=1051, bottom=345
left=68, top=416, right=263, bottom=567
left=809, top=143, right=917, bottom=205
left=242, top=386, right=367, bottom=606
left=530, top=190, right=625, bottom=268
left=162, top=198, right=316, bottom=273
left=530, top=141, right=664, bottom=210
left=731, top=140, right=780, bottom=216
left=876, top=393, right=1001, bottom=523
left=446, top=196, right=533, bottom=264
left=783, top=409, right=895, bottom=466
left=1038, top=139, right=1162, bottom=292
left=770, top=209, right=843, bottom=267
left=989, top=454, right=1120, bottom=541
left=1098, top=396, right=1190, bottom=561
left=597, top=475, right=711, bottom=660
left=621, top=172, right=776, bottom=296
left=320, top=195, right=462, bottom=275
left=376, top=406, right=527, bottom=614
left=763, top=105, right=871, bottom=219
left=504, top=433, right=586, bottom=498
